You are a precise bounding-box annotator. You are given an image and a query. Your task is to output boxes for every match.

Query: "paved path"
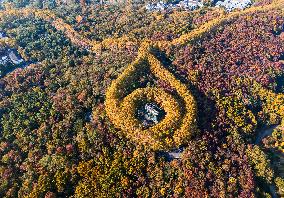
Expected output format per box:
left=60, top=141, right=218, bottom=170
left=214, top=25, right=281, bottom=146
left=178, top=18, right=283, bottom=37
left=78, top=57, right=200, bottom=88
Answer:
left=255, top=125, right=278, bottom=145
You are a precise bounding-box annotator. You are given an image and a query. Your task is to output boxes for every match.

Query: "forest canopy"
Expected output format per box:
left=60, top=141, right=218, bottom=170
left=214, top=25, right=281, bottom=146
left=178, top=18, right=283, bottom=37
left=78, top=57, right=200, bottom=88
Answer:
left=0, top=0, right=284, bottom=197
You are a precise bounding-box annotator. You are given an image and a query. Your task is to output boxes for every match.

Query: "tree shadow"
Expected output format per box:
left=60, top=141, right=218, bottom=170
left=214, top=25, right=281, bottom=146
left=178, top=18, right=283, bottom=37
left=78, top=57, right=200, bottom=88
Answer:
left=150, top=48, right=218, bottom=133
left=275, top=73, right=284, bottom=94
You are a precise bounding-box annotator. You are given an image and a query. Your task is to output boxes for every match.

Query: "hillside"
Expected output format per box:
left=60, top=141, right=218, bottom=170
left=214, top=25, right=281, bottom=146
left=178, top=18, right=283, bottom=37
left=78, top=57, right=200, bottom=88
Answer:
left=0, top=0, right=284, bottom=197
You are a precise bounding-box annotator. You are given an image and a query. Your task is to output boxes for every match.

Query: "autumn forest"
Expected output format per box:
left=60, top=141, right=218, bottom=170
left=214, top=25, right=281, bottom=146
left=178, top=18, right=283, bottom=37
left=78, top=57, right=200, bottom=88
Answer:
left=0, top=0, right=284, bottom=197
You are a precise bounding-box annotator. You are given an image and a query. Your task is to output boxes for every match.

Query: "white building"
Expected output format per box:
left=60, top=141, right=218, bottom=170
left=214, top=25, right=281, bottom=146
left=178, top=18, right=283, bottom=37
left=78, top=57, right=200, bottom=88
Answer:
left=215, top=0, right=252, bottom=11
left=8, top=50, right=24, bottom=65
left=146, top=0, right=203, bottom=11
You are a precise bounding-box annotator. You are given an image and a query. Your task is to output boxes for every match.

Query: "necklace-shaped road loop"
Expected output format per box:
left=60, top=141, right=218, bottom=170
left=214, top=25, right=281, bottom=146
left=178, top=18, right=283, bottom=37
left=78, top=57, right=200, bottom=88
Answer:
left=105, top=42, right=198, bottom=150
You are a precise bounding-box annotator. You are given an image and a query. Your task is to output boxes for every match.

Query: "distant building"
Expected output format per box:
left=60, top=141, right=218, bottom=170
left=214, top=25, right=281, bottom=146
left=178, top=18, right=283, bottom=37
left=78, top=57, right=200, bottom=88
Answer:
left=215, top=0, right=252, bottom=11
left=8, top=50, right=24, bottom=65
left=0, top=56, right=8, bottom=65
left=178, top=0, right=203, bottom=9
left=146, top=0, right=203, bottom=11
left=2, top=56, right=8, bottom=61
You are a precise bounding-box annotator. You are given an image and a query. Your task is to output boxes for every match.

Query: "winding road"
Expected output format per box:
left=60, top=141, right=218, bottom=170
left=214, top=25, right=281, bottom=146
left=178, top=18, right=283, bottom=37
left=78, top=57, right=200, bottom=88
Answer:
left=255, top=125, right=279, bottom=145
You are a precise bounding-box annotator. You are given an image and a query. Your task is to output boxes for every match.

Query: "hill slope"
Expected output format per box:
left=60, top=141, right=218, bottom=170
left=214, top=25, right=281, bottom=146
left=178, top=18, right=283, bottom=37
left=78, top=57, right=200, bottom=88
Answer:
left=0, top=0, right=284, bottom=197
